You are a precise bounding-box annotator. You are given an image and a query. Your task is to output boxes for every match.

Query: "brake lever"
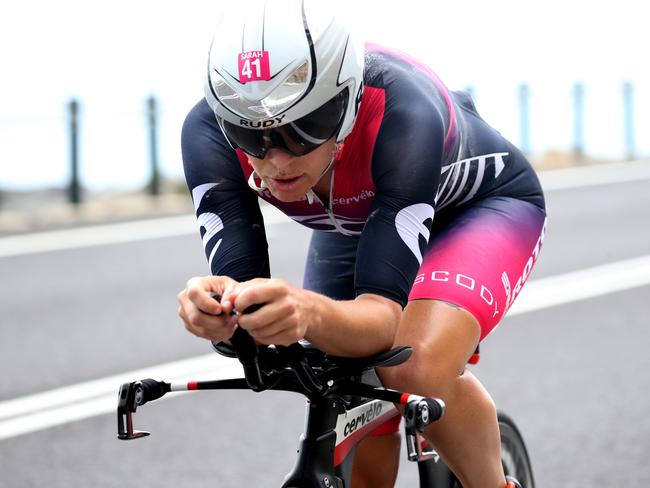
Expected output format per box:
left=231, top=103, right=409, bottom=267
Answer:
left=117, top=379, right=171, bottom=440
left=404, top=397, right=446, bottom=461
left=117, top=381, right=150, bottom=440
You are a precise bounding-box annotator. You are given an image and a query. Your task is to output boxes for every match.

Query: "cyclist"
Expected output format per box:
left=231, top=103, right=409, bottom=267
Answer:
left=177, top=1, right=544, bottom=487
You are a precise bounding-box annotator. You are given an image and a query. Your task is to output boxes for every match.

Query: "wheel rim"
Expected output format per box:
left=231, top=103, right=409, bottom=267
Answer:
left=499, top=420, right=534, bottom=487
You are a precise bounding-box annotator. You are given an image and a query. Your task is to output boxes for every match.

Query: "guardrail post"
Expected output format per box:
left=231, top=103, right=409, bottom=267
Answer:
left=68, top=98, right=82, bottom=204
left=464, top=85, right=475, bottom=102
left=623, top=81, right=635, bottom=160
left=518, top=83, right=531, bottom=155
left=573, top=82, right=585, bottom=162
left=146, top=95, right=160, bottom=196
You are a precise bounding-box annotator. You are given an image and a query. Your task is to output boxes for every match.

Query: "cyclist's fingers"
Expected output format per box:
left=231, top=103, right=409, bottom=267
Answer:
left=218, top=278, right=270, bottom=313
left=178, top=293, right=236, bottom=328
left=184, top=320, right=236, bottom=342
left=184, top=276, right=238, bottom=315
left=179, top=305, right=237, bottom=340
left=233, top=279, right=287, bottom=313
left=249, top=318, right=303, bottom=346
left=240, top=297, right=305, bottom=343
left=236, top=297, right=293, bottom=332
left=220, top=280, right=242, bottom=308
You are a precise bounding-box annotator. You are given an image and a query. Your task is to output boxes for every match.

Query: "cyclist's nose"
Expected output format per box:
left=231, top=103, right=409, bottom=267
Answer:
left=266, top=148, right=295, bottom=169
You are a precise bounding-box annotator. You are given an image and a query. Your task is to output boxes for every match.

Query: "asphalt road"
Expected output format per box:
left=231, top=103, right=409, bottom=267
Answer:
left=1, top=165, right=649, bottom=487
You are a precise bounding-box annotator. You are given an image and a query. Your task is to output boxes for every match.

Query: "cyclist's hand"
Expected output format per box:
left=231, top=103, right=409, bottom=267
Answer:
left=229, top=278, right=312, bottom=346
left=177, top=276, right=239, bottom=342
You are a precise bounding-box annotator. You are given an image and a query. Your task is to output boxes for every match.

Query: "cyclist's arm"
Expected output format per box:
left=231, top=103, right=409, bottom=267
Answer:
left=230, top=280, right=400, bottom=356
left=352, top=91, right=445, bottom=308
left=179, top=100, right=271, bottom=342
left=182, top=99, right=270, bottom=280
left=305, top=291, right=401, bottom=356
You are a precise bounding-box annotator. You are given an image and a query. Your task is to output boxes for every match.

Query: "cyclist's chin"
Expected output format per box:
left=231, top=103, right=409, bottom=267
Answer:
left=270, top=189, right=307, bottom=202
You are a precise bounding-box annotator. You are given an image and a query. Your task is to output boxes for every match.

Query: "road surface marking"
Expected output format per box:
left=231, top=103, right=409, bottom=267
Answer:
left=1, top=161, right=648, bottom=258
left=0, top=355, right=243, bottom=440
left=538, top=159, right=650, bottom=191
left=0, top=208, right=291, bottom=258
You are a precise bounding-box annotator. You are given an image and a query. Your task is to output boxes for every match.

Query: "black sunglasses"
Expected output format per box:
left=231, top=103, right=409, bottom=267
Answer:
left=219, top=88, right=348, bottom=158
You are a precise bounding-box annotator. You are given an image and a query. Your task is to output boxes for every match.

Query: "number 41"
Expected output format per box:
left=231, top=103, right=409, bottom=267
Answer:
left=242, top=58, right=261, bottom=79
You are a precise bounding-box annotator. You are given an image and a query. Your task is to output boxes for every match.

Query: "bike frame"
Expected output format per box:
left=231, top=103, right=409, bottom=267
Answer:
left=282, top=395, right=399, bottom=487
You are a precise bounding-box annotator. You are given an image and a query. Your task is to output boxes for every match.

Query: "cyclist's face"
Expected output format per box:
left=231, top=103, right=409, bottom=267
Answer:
left=247, top=138, right=337, bottom=202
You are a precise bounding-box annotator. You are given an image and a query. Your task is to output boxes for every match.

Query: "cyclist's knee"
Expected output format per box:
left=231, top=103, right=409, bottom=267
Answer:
left=380, top=300, right=482, bottom=398
left=379, top=347, right=461, bottom=400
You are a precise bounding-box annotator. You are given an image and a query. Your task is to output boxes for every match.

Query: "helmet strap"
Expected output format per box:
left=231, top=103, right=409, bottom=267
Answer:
left=315, top=142, right=342, bottom=181
left=307, top=142, right=342, bottom=205
left=247, top=171, right=267, bottom=192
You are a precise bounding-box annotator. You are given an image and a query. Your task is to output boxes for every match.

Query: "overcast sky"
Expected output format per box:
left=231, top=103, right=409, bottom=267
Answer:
left=1, top=0, right=647, bottom=189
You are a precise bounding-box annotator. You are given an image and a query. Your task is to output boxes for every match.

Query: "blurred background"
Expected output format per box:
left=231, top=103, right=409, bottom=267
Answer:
left=1, top=0, right=648, bottom=230
left=2, top=1, right=650, bottom=487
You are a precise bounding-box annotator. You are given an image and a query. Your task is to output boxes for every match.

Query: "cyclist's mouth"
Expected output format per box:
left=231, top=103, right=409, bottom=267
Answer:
left=271, top=175, right=303, bottom=191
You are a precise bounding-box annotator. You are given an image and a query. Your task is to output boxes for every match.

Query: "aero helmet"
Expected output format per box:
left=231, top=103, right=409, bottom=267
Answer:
left=204, top=0, right=364, bottom=158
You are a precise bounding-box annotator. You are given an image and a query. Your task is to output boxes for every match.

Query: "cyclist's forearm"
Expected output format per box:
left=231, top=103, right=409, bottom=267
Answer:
left=304, top=292, right=400, bottom=357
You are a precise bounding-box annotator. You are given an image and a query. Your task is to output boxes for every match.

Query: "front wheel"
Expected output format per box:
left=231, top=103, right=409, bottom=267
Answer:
left=416, top=411, right=535, bottom=487
left=498, top=411, right=535, bottom=488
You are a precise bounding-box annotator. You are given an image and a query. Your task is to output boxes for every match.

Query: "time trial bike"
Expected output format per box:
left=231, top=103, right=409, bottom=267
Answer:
left=116, top=299, right=535, bottom=487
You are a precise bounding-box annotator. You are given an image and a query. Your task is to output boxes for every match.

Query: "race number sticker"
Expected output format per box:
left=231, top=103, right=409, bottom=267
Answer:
left=238, top=51, right=271, bottom=83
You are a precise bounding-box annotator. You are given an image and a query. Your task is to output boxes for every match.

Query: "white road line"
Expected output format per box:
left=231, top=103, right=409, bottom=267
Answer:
left=1, top=161, right=648, bottom=258
left=0, top=215, right=197, bottom=258
left=0, top=206, right=292, bottom=258
left=508, top=254, right=650, bottom=316
left=0, top=355, right=243, bottom=440
left=1, top=254, right=649, bottom=440
left=537, top=159, right=650, bottom=192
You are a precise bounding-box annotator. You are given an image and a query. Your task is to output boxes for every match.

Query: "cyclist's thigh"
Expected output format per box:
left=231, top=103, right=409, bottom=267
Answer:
left=303, top=230, right=359, bottom=300
left=409, top=196, right=547, bottom=341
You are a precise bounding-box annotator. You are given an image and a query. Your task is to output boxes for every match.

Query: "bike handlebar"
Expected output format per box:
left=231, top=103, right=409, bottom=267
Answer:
left=118, top=292, right=446, bottom=464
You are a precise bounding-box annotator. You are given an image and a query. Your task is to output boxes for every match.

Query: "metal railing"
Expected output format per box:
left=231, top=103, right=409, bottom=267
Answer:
left=0, top=82, right=643, bottom=210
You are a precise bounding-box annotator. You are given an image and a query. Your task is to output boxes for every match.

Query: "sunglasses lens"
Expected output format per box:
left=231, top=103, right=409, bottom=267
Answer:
left=219, top=88, right=348, bottom=158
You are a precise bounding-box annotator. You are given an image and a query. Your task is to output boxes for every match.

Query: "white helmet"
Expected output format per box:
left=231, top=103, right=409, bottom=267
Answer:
left=204, top=0, right=364, bottom=158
